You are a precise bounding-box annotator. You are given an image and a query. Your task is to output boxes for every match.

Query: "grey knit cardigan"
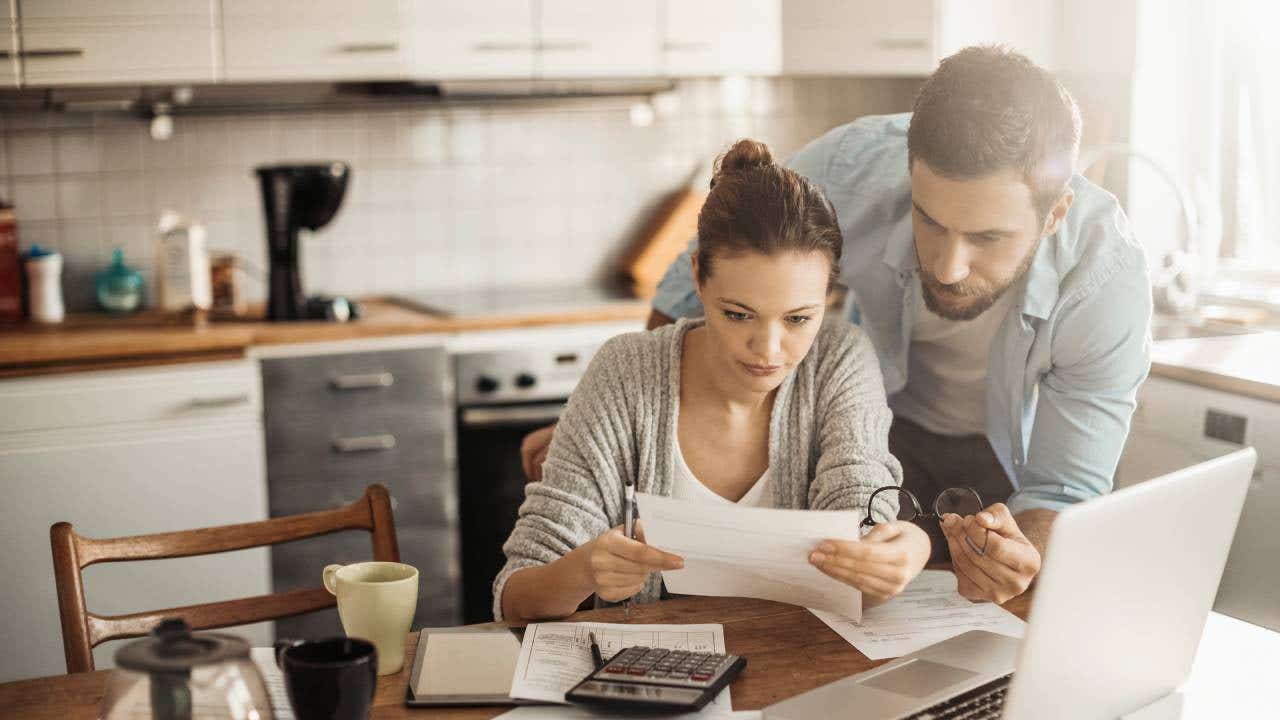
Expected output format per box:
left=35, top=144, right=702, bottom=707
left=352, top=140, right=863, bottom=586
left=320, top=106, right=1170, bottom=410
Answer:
left=492, top=316, right=902, bottom=620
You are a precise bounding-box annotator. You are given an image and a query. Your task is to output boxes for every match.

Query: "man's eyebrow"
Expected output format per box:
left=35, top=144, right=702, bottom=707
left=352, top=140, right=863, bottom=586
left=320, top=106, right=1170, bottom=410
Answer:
left=717, top=298, right=821, bottom=314
left=912, top=200, right=1018, bottom=238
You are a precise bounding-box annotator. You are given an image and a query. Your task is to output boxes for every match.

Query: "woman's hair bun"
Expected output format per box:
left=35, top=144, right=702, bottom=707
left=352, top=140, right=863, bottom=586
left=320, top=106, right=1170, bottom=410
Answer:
left=711, top=139, right=773, bottom=188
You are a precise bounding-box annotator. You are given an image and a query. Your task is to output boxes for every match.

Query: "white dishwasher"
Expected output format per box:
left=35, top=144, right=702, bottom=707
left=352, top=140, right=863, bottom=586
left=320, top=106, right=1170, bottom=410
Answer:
left=1116, top=333, right=1280, bottom=632
left=0, top=360, right=271, bottom=682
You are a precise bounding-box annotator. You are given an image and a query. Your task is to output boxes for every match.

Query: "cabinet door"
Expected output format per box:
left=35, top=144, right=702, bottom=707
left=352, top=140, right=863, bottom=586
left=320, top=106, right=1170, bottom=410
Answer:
left=662, top=0, right=780, bottom=77
left=782, top=0, right=935, bottom=76
left=17, top=0, right=218, bottom=86
left=401, top=0, right=536, bottom=80
left=0, top=422, right=270, bottom=682
left=538, top=0, right=659, bottom=78
left=935, top=0, right=1059, bottom=71
left=223, top=0, right=404, bottom=82
left=1, top=4, right=17, bottom=87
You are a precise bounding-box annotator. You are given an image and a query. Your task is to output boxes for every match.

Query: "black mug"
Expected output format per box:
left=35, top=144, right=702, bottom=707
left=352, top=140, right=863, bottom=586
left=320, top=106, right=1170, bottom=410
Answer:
left=275, top=637, right=378, bottom=720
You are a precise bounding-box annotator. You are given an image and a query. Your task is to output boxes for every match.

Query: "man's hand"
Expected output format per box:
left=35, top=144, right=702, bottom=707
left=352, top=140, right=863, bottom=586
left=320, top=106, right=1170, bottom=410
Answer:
left=941, top=503, right=1042, bottom=603
left=519, top=423, right=557, bottom=482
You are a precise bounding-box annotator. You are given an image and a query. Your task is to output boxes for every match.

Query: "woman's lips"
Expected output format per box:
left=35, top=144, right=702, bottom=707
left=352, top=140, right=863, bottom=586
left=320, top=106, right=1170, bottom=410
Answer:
left=741, top=361, right=782, bottom=377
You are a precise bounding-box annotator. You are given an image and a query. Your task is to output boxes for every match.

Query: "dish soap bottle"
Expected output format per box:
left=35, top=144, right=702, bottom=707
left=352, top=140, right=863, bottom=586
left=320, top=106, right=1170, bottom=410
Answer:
left=96, top=248, right=144, bottom=313
left=25, top=244, right=64, bottom=324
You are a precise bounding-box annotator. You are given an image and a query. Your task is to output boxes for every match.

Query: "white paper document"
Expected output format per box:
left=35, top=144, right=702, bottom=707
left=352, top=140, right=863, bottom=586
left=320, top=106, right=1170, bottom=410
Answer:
left=250, top=647, right=294, bottom=720
left=498, top=707, right=761, bottom=719
left=509, top=621, right=731, bottom=713
left=636, top=492, right=863, bottom=620
left=810, top=570, right=1026, bottom=660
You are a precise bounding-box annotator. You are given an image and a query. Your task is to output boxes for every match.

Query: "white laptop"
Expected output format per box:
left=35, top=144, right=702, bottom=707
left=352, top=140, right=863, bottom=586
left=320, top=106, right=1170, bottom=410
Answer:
left=765, top=447, right=1257, bottom=720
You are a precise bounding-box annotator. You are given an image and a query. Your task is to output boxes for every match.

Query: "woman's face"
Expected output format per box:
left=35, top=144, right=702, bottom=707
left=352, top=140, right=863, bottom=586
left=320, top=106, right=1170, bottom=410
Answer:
left=694, top=249, right=831, bottom=394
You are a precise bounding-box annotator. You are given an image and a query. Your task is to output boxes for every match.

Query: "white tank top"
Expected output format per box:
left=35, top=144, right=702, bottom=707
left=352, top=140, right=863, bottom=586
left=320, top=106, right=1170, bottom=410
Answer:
left=671, top=436, right=773, bottom=507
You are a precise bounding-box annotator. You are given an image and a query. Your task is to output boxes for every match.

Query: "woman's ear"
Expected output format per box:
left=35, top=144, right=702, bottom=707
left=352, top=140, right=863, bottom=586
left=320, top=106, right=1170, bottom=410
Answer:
left=691, top=254, right=704, bottom=300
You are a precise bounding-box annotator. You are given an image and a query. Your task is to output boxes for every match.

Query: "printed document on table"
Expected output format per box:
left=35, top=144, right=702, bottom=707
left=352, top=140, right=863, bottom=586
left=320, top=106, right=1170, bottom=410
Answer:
left=509, top=621, right=731, bottom=712
left=251, top=647, right=294, bottom=720
left=636, top=492, right=863, bottom=620
left=810, top=570, right=1026, bottom=660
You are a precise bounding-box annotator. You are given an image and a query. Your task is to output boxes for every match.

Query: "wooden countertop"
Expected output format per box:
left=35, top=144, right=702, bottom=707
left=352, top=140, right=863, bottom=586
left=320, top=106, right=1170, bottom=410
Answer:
left=0, top=298, right=651, bottom=378
left=1150, top=331, right=1280, bottom=404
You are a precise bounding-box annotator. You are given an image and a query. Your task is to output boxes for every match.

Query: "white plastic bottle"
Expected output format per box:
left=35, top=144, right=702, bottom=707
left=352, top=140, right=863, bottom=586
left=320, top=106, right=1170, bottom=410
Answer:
left=25, top=247, right=64, bottom=323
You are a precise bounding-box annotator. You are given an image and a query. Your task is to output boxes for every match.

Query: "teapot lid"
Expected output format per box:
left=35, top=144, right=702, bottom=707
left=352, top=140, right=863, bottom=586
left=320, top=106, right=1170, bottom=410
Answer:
left=115, top=618, right=250, bottom=673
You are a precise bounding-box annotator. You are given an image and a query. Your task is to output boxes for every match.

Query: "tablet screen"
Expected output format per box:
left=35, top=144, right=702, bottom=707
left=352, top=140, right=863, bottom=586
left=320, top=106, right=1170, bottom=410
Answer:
left=413, top=632, right=522, bottom=698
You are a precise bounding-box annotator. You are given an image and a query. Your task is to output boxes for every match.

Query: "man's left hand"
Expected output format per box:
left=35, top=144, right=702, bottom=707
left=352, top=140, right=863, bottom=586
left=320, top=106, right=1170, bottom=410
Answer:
left=940, top=503, right=1041, bottom=603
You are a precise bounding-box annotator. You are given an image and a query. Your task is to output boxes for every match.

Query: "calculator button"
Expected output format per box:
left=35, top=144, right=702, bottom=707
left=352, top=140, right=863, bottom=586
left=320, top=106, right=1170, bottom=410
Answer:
left=627, top=667, right=650, bottom=675
left=691, top=672, right=713, bottom=681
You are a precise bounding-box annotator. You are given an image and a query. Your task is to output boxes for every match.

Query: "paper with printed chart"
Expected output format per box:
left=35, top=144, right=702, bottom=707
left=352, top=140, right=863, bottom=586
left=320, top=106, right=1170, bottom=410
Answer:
left=809, top=570, right=1026, bottom=660
left=508, top=621, right=731, bottom=713
left=635, top=492, right=863, bottom=621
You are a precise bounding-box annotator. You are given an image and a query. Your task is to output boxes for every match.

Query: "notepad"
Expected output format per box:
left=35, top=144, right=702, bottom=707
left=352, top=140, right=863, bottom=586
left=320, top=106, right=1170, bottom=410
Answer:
left=405, top=628, right=525, bottom=706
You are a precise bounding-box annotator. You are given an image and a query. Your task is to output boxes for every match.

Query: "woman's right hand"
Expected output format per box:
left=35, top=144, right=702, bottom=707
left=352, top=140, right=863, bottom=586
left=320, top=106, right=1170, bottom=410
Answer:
left=582, top=523, right=684, bottom=602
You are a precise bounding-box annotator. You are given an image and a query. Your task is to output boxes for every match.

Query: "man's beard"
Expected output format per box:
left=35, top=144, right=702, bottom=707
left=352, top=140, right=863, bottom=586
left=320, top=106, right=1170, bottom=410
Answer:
left=918, top=241, right=1038, bottom=321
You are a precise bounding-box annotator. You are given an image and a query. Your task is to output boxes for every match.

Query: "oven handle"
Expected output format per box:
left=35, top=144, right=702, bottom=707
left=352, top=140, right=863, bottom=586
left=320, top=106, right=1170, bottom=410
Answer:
left=460, top=404, right=565, bottom=428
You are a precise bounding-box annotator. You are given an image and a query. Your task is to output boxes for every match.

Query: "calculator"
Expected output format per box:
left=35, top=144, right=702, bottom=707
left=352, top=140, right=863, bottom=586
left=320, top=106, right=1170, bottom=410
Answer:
left=565, top=645, right=747, bottom=712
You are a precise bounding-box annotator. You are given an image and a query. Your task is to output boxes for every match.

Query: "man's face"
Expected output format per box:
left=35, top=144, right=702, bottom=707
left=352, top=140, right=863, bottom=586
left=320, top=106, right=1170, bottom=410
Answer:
left=909, top=161, right=1046, bottom=321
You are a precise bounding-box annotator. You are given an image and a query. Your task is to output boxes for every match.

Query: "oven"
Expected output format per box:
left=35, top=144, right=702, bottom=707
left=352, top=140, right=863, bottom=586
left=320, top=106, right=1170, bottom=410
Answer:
left=453, top=339, right=607, bottom=623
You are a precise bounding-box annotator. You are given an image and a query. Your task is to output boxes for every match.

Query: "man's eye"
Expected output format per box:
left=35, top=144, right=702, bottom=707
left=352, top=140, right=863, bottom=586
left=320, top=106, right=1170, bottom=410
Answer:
left=723, top=310, right=750, bottom=321
left=786, top=315, right=812, bottom=325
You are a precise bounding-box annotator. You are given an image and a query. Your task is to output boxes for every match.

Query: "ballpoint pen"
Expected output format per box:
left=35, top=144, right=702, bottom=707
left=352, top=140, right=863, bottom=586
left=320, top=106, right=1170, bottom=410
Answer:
left=624, top=480, right=635, bottom=620
left=589, top=631, right=605, bottom=671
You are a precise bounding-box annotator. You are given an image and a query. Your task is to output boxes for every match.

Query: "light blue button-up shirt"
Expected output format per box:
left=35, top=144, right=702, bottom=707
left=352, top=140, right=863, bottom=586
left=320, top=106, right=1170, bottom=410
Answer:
left=652, top=114, right=1153, bottom=514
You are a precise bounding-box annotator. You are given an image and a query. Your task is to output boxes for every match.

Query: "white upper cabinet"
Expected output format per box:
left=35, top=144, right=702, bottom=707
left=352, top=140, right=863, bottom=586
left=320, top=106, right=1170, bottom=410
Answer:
left=401, top=0, right=538, bottom=80
left=538, top=0, right=659, bottom=78
left=17, top=0, right=218, bottom=86
left=662, top=0, right=781, bottom=77
left=222, top=0, right=405, bottom=82
left=1, top=3, right=17, bottom=86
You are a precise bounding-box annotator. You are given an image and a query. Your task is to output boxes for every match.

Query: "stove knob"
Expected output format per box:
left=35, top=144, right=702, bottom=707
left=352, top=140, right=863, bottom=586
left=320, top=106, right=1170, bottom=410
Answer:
left=515, top=373, right=537, bottom=389
left=475, top=376, right=500, bottom=394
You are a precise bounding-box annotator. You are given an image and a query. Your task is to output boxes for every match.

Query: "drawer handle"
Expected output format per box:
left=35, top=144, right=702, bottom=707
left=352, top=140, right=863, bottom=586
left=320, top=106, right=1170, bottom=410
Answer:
left=188, top=393, right=251, bottom=409
left=874, top=38, right=929, bottom=51
left=538, top=41, right=590, bottom=52
left=472, top=41, right=535, bottom=52
left=333, top=434, right=397, bottom=453
left=337, top=42, right=399, bottom=53
left=330, top=372, right=394, bottom=391
left=14, top=48, right=86, bottom=59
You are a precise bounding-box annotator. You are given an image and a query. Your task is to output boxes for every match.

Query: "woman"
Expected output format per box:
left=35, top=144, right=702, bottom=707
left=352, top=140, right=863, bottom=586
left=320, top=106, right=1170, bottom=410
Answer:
left=495, top=139, right=930, bottom=624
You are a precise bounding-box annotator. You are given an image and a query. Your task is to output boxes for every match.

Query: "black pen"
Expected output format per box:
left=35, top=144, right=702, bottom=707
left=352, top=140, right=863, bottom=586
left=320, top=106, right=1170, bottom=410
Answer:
left=623, top=480, right=635, bottom=619
left=589, top=631, right=605, bottom=671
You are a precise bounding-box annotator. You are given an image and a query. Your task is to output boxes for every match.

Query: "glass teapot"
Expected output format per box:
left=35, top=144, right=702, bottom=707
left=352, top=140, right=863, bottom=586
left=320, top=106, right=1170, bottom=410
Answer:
left=100, top=618, right=275, bottom=720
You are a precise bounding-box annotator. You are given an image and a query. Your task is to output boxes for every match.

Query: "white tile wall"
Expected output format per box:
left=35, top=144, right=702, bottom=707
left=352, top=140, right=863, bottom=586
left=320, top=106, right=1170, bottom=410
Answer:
left=0, top=77, right=920, bottom=311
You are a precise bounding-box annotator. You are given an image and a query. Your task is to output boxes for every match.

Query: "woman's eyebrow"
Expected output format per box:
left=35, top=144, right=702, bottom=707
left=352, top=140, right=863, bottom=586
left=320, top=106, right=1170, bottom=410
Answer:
left=718, top=298, right=821, bottom=314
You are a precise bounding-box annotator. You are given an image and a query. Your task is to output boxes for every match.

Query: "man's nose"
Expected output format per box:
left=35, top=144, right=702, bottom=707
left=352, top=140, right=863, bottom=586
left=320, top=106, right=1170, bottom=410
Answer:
left=932, top=238, right=970, bottom=285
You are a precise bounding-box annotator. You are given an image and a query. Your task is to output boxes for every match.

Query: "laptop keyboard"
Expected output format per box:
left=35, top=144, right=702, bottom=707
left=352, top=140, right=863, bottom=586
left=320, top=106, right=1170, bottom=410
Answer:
left=905, top=673, right=1012, bottom=720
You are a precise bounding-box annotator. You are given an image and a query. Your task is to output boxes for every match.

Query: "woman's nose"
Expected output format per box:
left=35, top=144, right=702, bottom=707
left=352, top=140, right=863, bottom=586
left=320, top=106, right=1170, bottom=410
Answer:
left=748, top=323, right=784, bottom=359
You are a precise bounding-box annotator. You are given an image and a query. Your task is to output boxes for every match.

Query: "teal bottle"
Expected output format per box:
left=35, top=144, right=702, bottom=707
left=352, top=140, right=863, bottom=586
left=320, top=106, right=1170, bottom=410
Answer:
left=96, top=248, right=144, bottom=313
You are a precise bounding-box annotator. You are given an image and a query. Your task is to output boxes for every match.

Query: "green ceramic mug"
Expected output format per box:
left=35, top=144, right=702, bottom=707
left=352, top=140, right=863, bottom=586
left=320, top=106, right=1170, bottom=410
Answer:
left=322, top=561, right=418, bottom=676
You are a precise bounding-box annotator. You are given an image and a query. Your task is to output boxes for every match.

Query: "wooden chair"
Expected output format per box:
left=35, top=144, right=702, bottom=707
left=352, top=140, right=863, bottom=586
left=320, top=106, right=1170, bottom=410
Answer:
left=50, top=483, right=399, bottom=673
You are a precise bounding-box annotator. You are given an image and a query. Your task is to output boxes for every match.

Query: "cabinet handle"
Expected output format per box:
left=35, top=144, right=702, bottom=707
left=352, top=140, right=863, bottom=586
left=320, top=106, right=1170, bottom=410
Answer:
left=337, top=42, right=399, bottom=54
left=15, top=48, right=86, bottom=59
left=662, top=41, right=711, bottom=52
left=875, top=38, right=929, bottom=51
left=330, top=372, right=394, bottom=391
left=188, top=393, right=251, bottom=409
left=332, top=434, right=397, bottom=453
left=472, top=41, right=535, bottom=52
left=461, top=404, right=564, bottom=428
left=538, top=41, right=590, bottom=52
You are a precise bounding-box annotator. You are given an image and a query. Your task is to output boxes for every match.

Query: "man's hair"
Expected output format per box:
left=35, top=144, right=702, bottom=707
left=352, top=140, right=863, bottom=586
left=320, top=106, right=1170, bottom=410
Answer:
left=908, top=45, right=1082, bottom=221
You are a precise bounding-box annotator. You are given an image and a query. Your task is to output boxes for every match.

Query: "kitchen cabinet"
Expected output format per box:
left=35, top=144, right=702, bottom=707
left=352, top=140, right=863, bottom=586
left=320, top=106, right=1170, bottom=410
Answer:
left=401, top=0, right=537, bottom=80
left=222, top=0, right=405, bottom=82
left=260, top=344, right=461, bottom=640
left=661, top=0, right=781, bottom=77
left=782, top=0, right=1061, bottom=76
left=0, top=360, right=270, bottom=683
left=539, top=0, right=659, bottom=78
left=16, top=0, right=218, bottom=86
left=1, top=3, right=18, bottom=87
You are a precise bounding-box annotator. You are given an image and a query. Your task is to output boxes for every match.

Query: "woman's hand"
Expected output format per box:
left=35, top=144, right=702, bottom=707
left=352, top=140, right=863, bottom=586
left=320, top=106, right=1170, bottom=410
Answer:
left=582, top=522, right=684, bottom=602
left=808, top=521, right=931, bottom=604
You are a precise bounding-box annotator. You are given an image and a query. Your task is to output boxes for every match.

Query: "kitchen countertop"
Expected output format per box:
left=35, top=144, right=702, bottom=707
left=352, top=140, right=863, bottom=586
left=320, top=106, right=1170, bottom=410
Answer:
left=1150, top=331, right=1280, bottom=403
left=0, top=297, right=651, bottom=378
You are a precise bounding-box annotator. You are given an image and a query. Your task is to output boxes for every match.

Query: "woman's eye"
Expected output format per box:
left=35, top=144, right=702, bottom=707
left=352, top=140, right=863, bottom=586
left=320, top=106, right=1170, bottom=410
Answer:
left=786, top=315, right=812, bottom=325
left=723, top=310, right=750, bottom=321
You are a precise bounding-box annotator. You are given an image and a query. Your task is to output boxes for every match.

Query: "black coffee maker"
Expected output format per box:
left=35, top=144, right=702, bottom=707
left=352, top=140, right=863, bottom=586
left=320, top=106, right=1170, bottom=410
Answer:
left=256, top=162, right=355, bottom=321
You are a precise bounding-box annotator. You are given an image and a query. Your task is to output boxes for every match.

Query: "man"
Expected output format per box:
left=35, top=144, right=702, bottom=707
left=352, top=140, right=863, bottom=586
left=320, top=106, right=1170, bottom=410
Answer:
left=523, top=46, right=1152, bottom=604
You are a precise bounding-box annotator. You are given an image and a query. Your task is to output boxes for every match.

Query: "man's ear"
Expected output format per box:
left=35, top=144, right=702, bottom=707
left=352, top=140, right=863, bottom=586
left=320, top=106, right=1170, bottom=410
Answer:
left=1040, top=188, right=1074, bottom=238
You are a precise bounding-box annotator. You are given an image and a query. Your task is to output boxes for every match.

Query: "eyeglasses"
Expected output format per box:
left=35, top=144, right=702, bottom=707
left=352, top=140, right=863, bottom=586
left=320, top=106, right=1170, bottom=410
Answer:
left=861, top=486, right=989, bottom=556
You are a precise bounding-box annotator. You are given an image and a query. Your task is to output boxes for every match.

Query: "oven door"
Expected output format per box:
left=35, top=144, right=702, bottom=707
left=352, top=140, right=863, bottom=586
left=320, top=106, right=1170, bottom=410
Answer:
left=456, top=401, right=565, bottom=623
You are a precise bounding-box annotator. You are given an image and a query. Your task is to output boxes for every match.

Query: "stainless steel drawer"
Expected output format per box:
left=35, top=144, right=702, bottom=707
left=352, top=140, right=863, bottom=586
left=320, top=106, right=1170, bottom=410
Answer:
left=265, top=406, right=454, bottom=480
left=260, top=346, right=450, bottom=418
left=267, top=469, right=458, bottom=528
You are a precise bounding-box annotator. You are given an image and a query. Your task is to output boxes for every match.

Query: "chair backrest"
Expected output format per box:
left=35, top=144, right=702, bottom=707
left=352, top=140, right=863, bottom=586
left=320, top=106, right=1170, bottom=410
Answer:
left=50, top=484, right=399, bottom=673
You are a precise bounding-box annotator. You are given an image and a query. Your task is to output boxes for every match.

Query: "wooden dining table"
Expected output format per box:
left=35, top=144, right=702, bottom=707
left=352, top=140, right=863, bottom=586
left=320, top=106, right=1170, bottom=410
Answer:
left=0, top=589, right=1034, bottom=719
